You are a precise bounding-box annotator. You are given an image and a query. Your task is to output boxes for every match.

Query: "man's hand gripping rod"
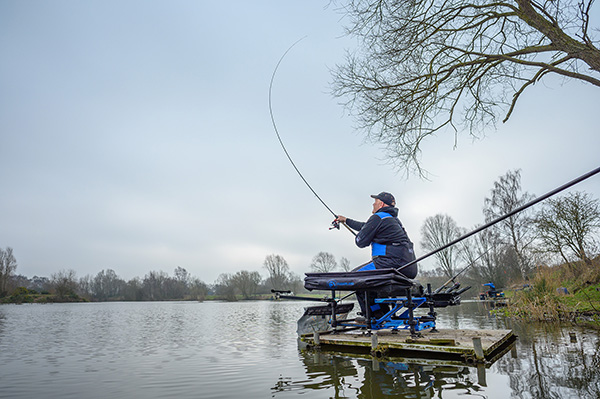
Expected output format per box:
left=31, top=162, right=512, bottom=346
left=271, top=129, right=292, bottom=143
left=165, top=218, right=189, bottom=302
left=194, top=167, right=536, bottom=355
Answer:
left=330, top=218, right=357, bottom=237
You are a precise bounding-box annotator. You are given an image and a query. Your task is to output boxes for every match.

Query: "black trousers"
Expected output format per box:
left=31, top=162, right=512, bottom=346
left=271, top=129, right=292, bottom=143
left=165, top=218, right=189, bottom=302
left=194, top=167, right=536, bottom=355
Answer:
left=356, top=290, right=391, bottom=318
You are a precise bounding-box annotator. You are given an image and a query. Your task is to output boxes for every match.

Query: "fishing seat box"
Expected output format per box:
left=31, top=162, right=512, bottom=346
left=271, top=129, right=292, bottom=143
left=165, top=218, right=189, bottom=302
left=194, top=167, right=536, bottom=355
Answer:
left=304, top=268, right=423, bottom=297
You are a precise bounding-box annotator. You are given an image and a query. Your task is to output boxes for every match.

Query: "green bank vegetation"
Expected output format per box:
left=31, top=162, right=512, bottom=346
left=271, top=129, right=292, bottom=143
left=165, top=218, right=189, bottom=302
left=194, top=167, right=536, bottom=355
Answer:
left=499, top=258, right=600, bottom=326
left=1, top=286, right=87, bottom=304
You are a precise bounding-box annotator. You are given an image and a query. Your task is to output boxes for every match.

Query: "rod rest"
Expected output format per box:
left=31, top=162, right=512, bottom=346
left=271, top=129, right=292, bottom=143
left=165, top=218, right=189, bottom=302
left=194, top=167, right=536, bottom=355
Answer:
left=301, top=303, right=354, bottom=316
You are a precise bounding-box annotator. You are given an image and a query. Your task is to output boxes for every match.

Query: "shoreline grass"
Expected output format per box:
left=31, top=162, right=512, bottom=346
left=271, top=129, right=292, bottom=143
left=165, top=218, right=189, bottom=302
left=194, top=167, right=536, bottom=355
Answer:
left=497, top=258, right=600, bottom=328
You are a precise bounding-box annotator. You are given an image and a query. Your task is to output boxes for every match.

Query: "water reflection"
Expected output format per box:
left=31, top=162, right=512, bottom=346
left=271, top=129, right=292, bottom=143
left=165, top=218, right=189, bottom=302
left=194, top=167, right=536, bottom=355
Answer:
left=495, top=322, right=600, bottom=399
left=0, top=301, right=598, bottom=398
left=272, top=302, right=600, bottom=398
left=0, top=309, right=5, bottom=336
left=273, top=349, right=487, bottom=399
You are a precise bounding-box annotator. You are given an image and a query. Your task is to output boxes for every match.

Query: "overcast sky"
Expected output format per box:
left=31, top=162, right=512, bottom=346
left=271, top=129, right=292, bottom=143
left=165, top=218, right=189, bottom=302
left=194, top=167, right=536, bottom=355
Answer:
left=1, top=1, right=599, bottom=284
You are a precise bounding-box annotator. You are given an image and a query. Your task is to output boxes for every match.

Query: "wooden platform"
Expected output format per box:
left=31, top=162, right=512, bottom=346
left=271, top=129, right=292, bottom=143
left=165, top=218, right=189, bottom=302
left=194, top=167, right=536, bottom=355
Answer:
left=301, top=328, right=516, bottom=365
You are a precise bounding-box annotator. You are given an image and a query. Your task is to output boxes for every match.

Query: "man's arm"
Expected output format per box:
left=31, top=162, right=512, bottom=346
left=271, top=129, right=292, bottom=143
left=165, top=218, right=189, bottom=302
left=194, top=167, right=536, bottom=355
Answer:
left=345, top=218, right=365, bottom=232
left=353, top=214, right=382, bottom=248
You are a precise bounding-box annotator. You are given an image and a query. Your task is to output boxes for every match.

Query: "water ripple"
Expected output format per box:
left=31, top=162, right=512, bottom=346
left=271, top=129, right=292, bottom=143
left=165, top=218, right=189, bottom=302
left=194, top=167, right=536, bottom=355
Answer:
left=1, top=301, right=598, bottom=398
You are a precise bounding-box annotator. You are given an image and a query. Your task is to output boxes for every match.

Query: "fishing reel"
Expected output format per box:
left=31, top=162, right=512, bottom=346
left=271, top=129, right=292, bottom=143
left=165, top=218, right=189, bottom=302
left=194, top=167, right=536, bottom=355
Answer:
left=329, top=219, right=340, bottom=230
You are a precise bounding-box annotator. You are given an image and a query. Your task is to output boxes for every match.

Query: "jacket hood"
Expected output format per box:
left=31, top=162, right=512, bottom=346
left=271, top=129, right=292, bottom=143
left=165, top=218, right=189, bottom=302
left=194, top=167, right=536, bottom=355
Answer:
left=379, top=206, right=398, bottom=217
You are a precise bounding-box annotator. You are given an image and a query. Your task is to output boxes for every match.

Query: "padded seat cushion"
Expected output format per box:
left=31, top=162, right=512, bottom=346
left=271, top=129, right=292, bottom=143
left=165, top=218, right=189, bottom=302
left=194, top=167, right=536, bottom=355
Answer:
left=304, top=268, right=419, bottom=293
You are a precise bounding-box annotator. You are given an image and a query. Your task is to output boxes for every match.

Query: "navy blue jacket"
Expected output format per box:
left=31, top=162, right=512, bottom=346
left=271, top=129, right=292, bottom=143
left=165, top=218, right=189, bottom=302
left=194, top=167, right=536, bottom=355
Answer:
left=346, top=206, right=418, bottom=279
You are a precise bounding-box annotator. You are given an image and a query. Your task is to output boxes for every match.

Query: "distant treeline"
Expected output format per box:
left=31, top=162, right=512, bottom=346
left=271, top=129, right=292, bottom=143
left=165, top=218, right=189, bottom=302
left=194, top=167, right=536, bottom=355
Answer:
left=1, top=265, right=309, bottom=303
left=2, top=170, right=599, bottom=303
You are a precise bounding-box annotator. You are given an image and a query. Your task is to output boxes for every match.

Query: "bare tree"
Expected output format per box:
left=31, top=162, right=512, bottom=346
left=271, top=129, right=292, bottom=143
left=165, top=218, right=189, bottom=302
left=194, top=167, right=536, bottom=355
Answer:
left=174, top=266, right=190, bottom=286
left=172, top=266, right=191, bottom=299
left=420, top=214, right=462, bottom=277
left=483, top=169, right=535, bottom=278
left=92, top=269, right=125, bottom=300
left=214, top=273, right=237, bottom=301
left=189, top=277, right=208, bottom=301
left=0, top=247, right=17, bottom=297
left=142, top=270, right=169, bottom=301
left=50, top=269, right=78, bottom=299
left=263, top=254, right=292, bottom=289
left=124, top=277, right=144, bottom=301
left=464, top=227, right=520, bottom=287
left=78, top=274, right=94, bottom=299
left=333, top=0, right=600, bottom=173
left=534, top=191, right=600, bottom=266
left=29, top=275, right=50, bottom=293
left=339, top=256, right=352, bottom=271
left=310, top=252, right=338, bottom=273
left=231, top=270, right=262, bottom=299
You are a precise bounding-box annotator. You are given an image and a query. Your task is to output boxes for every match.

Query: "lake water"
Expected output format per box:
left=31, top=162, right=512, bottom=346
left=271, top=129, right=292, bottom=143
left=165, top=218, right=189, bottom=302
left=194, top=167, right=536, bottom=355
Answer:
left=0, top=300, right=598, bottom=398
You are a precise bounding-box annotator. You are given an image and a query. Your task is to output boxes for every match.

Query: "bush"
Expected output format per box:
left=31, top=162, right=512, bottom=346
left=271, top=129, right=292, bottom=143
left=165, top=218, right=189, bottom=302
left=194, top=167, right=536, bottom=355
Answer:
left=8, top=287, right=35, bottom=304
left=506, top=257, right=600, bottom=322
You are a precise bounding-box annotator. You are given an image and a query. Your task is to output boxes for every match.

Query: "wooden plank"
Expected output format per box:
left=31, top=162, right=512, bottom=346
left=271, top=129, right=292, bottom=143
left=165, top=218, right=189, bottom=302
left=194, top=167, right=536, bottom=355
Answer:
left=472, top=337, right=484, bottom=360
left=301, top=328, right=515, bottom=363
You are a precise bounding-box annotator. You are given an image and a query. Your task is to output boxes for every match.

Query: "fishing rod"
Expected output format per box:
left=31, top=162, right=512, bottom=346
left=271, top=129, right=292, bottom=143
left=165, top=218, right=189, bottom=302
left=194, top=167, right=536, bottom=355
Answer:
left=397, top=165, right=600, bottom=274
left=268, top=38, right=356, bottom=236
left=432, top=248, right=490, bottom=294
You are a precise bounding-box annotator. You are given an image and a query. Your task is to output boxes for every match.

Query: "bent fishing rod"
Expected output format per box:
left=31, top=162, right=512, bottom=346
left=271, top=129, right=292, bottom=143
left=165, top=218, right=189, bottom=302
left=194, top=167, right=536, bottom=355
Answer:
left=397, top=165, right=600, bottom=274
left=269, top=38, right=356, bottom=237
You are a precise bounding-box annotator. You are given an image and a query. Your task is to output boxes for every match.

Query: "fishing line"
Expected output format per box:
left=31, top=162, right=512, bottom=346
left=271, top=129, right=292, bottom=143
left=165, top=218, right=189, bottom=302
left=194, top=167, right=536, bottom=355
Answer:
left=269, top=38, right=356, bottom=236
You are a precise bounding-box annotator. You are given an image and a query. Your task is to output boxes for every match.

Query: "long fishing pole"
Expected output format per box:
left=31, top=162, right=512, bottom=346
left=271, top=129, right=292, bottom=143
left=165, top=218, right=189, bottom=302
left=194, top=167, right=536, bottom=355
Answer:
left=397, top=165, right=600, bottom=273
left=268, top=38, right=356, bottom=236
left=432, top=248, right=490, bottom=294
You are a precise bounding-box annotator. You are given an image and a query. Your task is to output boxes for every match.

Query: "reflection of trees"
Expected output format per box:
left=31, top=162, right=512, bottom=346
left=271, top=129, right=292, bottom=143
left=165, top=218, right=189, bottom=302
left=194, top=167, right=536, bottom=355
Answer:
left=495, top=323, right=600, bottom=398
left=357, top=358, right=436, bottom=398
left=272, top=350, right=482, bottom=399
left=264, top=302, right=295, bottom=357
left=436, top=301, right=503, bottom=331
left=272, top=351, right=358, bottom=398
left=0, top=310, right=5, bottom=335
left=358, top=359, right=484, bottom=399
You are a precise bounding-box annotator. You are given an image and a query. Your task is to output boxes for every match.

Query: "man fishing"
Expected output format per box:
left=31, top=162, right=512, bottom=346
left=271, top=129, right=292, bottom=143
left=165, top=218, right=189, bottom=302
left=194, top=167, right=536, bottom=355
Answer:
left=335, top=192, right=417, bottom=319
